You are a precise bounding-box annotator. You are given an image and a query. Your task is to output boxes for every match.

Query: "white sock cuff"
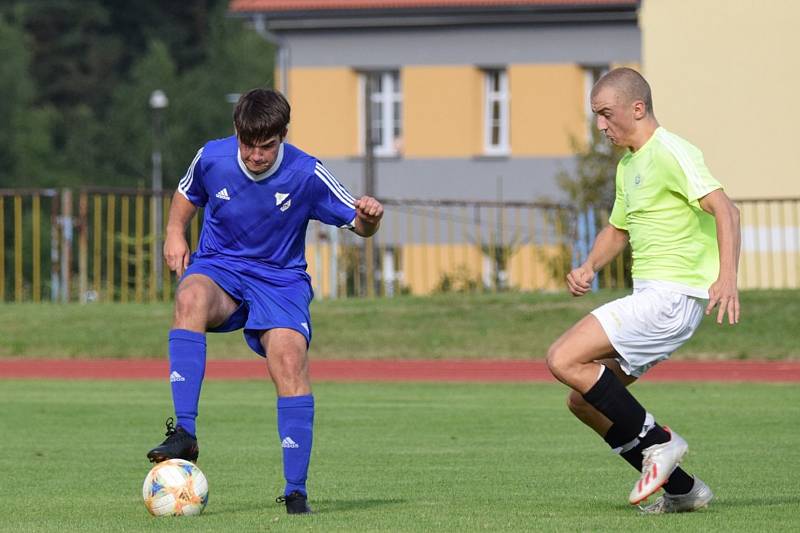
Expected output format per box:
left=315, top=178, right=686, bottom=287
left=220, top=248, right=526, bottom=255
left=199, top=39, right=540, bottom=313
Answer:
left=638, top=412, right=656, bottom=438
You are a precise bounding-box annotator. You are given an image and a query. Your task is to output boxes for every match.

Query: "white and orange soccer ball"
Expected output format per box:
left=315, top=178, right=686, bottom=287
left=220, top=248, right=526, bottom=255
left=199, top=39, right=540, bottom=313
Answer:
left=142, top=459, right=209, bottom=516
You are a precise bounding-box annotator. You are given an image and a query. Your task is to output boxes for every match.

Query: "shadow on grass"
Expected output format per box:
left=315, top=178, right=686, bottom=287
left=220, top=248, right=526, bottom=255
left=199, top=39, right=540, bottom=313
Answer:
left=312, top=497, right=407, bottom=514
left=608, top=494, right=800, bottom=516
left=712, top=496, right=800, bottom=509
left=204, top=497, right=407, bottom=517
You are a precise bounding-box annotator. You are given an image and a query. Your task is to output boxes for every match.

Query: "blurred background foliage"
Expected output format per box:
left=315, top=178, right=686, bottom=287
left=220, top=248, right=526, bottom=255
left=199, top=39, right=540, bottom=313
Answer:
left=0, top=0, right=274, bottom=188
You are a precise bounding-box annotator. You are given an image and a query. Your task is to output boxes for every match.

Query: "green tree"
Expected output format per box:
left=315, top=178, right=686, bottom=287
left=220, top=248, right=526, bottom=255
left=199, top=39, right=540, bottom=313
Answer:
left=555, top=126, right=625, bottom=211
left=2, top=0, right=275, bottom=187
left=18, top=0, right=124, bottom=111
left=168, top=1, right=275, bottom=177
left=0, top=14, right=56, bottom=187
left=102, top=40, right=179, bottom=187
left=98, top=6, right=275, bottom=188
left=549, top=125, right=631, bottom=288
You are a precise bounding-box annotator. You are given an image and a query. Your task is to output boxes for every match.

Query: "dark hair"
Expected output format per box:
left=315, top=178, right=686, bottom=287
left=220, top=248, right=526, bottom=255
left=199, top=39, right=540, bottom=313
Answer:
left=233, top=88, right=290, bottom=145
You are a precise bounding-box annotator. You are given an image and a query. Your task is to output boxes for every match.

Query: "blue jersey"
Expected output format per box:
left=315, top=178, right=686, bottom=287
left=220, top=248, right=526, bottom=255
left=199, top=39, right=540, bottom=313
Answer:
left=177, top=137, right=357, bottom=271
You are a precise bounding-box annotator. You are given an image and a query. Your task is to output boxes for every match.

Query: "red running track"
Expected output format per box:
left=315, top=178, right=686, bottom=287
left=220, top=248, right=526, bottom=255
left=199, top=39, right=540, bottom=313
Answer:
left=0, top=359, right=798, bottom=382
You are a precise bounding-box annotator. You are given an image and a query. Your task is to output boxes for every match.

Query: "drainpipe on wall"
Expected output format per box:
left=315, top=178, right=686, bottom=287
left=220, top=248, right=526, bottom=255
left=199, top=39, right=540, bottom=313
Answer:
left=252, top=14, right=289, bottom=97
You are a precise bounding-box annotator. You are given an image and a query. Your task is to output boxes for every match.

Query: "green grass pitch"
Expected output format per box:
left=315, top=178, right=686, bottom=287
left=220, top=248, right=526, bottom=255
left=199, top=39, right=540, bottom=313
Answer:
left=0, top=380, right=797, bottom=532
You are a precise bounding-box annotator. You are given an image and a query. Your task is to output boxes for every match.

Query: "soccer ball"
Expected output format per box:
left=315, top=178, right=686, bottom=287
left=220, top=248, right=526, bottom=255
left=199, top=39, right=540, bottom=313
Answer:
left=142, top=459, right=209, bottom=516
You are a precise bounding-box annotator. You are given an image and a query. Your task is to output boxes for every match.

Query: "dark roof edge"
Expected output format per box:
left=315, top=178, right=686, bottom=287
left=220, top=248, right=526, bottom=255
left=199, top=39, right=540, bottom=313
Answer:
left=229, top=5, right=638, bottom=30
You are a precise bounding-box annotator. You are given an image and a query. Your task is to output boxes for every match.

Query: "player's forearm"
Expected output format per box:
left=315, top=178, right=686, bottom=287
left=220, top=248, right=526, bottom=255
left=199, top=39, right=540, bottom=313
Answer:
left=714, top=201, right=741, bottom=279
left=583, top=225, right=629, bottom=272
left=166, top=191, right=198, bottom=236
left=700, top=190, right=741, bottom=280
left=353, top=217, right=380, bottom=237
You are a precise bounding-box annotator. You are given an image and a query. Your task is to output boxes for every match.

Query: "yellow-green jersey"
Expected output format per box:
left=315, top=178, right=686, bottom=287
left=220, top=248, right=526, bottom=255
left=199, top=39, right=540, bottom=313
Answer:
left=609, top=127, right=722, bottom=298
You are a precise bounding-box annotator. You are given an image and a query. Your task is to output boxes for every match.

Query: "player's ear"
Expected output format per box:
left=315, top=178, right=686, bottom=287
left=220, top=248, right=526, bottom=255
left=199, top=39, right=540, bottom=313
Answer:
left=280, top=128, right=288, bottom=141
left=632, top=100, right=646, bottom=120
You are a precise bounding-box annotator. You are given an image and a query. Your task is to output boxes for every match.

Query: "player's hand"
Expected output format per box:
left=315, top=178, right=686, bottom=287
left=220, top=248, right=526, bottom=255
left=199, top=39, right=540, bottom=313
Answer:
left=706, top=275, right=739, bottom=325
left=566, top=264, right=595, bottom=297
left=164, top=232, right=191, bottom=278
left=355, top=196, right=383, bottom=224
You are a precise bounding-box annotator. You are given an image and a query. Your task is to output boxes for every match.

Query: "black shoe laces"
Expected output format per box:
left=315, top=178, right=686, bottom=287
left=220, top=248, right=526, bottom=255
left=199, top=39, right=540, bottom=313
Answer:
left=164, top=417, right=177, bottom=437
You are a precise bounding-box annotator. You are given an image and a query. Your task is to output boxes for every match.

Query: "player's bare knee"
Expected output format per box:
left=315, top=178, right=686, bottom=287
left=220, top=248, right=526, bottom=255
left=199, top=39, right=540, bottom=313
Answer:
left=546, top=344, right=572, bottom=381
left=273, top=351, right=307, bottom=376
left=173, top=282, right=214, bottom=327
left=174, top=287, right=207, bottom=316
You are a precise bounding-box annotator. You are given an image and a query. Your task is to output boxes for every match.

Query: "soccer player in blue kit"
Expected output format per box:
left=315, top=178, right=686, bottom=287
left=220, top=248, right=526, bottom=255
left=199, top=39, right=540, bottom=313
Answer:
left=146, top=88, right=383, bottom=514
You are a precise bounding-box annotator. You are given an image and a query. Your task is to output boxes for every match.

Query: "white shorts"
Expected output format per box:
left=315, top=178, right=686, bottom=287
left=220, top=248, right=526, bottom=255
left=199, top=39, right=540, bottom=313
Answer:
left=590, top=282, right=705, bottom=377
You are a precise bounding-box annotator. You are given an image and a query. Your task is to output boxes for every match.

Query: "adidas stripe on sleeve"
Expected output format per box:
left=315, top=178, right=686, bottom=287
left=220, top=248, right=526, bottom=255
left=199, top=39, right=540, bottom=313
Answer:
left=658, top=130, right=721, bottom=202
left=177, top=147, right=207, bottom=206
left=312, top=161, right=357, bottom=228
left=314, top=162, right=356, bottom=208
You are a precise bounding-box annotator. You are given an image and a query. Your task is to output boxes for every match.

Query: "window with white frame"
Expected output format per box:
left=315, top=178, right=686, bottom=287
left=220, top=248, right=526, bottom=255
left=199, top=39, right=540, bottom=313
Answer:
left=361, top=71, right=402, bottom=156
left=483, top=69, right=509, bottom=155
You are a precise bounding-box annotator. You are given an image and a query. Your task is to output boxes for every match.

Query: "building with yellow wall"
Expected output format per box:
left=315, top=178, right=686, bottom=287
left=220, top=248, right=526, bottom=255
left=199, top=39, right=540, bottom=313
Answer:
left=640, top=0, right=800, bottom=201
left=641, top=0, right=800, bottom=289
left=228, top=0, right=640, bottom=295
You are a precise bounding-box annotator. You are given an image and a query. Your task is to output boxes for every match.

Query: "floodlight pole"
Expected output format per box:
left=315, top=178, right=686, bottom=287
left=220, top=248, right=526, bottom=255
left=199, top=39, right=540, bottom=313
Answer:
left=150, top=89, right=168, bottom=294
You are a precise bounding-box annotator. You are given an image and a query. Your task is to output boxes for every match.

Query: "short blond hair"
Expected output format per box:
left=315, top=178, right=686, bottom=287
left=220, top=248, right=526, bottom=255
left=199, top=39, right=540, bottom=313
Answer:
left=592, top=67, right=653, bottom=114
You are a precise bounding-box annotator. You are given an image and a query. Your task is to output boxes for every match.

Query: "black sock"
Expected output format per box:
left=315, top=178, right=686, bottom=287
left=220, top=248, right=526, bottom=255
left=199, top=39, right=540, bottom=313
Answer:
left=638, top=424, right=670, bottom=449
left=606, top=423, right=695, bottom=496
left=663, top=467, right=695, bottom=495
left=582, top=366, right=647, bottom=443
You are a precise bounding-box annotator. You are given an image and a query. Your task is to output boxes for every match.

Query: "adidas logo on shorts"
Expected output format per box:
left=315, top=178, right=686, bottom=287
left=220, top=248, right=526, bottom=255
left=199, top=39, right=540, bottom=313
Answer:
left=169, top=371, right=186, bottom=383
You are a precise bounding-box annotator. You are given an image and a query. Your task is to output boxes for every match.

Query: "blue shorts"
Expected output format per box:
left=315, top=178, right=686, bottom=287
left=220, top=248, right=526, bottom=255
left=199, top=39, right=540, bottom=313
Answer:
left=182, top=254, right=313, bottom=357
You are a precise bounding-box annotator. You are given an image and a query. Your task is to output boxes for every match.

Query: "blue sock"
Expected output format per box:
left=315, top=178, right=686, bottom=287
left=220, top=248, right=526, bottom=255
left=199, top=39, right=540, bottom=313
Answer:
left=168, top=329, right=206, bottom=437
left=277, top=394, right=314, bottom=496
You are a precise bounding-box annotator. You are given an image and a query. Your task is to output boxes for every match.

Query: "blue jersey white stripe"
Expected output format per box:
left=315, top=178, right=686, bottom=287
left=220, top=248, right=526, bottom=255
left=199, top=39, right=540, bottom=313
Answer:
left=317, top=164, right=356, bottom=203
left=177, top=138, right=356, bottom=269
left=314, top=162, right=356, bottom=208
left=317, top=163, right=356, bottom=203
left=178, top=148, right=204, bottom=196
left=315, top=162, right=356, bottom=204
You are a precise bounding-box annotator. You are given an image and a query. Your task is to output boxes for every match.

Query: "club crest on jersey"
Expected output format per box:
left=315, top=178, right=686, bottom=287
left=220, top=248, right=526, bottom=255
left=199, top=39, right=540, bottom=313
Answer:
left=275, top=192, right=289, bottom=205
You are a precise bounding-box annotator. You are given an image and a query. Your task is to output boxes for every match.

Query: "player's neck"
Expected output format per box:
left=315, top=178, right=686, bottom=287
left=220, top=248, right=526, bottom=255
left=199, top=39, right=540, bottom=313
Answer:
left=628, top=118, right=660, bottom=152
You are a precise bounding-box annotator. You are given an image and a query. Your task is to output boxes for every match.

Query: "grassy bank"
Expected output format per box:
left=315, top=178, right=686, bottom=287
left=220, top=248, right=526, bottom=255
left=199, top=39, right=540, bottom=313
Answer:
left=1, top=290, right=798, bottom=359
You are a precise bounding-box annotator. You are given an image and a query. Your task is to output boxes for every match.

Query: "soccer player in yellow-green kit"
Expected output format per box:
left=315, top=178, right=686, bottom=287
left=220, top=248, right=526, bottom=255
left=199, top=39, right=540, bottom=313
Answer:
left=546, top=68, right=741, bottom=513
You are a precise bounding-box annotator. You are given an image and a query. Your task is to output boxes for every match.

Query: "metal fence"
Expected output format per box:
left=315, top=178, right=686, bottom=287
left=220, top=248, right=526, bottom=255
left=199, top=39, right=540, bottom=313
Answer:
left=307, top=199, right=628, bottom=298
left=738, top=199, right=800, bottom=289
left=0, top=187, right=798, bottom=302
